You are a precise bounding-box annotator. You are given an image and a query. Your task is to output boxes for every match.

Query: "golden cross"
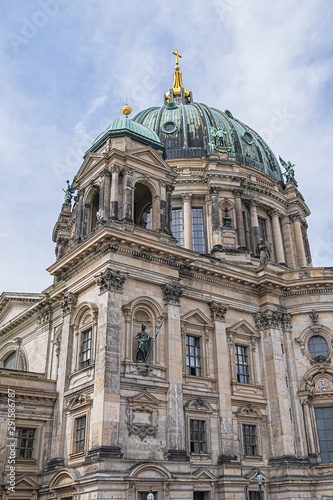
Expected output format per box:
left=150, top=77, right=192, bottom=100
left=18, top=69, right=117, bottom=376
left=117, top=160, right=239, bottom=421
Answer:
left=172, top=50, right=182, bottom=65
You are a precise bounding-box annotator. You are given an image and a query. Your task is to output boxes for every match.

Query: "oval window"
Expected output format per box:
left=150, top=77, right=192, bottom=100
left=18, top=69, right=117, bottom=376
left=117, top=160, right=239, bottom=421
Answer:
left=162, top=121, right=178, bottom=134
left=242, top=131, right=254, bottom=145
left=308, top=335, right=329, bottom=359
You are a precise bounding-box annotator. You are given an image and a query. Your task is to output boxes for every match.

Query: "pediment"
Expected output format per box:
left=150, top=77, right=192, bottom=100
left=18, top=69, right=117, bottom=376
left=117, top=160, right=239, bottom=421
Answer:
left=193, top=468, right=216, bottom=480
left=130, top=147, right=173, bottom=172
left=129, top=390, right=160, bottom=406
left=227, top=319, right=259, bottom=337
left=181, top=308, right=213, bottom=328
left=0, top=292, right=44, bottom=327
left=15, top=475, right=40, bottom=489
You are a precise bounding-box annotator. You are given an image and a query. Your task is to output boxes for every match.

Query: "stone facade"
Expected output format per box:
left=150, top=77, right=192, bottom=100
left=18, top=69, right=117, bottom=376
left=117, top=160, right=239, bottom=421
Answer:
left=1, top=97, right=333, bottom=500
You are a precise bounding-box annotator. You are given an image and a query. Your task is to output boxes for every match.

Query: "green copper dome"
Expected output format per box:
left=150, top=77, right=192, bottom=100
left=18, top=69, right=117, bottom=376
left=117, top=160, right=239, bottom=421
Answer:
left=133, top=102, right=284, bottom=182
left=86, top=117, right=164, bottom=156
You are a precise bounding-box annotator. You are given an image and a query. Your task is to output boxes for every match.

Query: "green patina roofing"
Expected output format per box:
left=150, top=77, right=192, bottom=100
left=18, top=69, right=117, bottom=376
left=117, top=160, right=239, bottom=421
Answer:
left=86, top=117, right=164, bottom=156
left=133, top=102, right=284, bottom=182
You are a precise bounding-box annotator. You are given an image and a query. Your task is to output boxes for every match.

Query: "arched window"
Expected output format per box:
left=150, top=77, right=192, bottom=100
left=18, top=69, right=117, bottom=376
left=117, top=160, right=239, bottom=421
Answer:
left=4, top=352, right=16, bottom=369
left=134, top=183, right=152, bottom=229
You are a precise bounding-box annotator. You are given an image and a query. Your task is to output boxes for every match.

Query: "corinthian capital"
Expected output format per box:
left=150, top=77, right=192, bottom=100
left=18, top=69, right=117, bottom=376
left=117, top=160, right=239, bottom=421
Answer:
left=210, top=301, right=228, bottom=321
left=232, top=189, right=243, bottom=199
left=95, top=268, right=128, bottom=293
left=162, top=282, right=183, bottom=305
left=181, top=193, right=192, bottom=203
left=268, top=208, right=282, bottom=218
left=209, top=186, right=220, bottom=198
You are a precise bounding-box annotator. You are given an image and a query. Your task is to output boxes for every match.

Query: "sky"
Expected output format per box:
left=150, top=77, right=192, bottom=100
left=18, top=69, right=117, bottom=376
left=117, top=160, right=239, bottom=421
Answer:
left=1, top=0, right=333, bottom=293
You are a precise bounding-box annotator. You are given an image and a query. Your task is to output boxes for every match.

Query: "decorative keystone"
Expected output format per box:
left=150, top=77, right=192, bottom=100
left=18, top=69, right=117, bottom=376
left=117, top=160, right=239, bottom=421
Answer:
left=95, top=268, right=127, bottom=293
left=210, top=301, right=228, bottom=321
left=309, top=309, right=319, bottom=324
left=162, top=281, right=183, bottom=305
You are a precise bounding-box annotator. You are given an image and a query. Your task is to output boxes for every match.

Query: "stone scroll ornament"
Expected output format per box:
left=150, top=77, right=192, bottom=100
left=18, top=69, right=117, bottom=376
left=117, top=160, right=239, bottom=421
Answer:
left=279, top=156, right=296, bottom=183
left=136, top=316, right=166, bottom=363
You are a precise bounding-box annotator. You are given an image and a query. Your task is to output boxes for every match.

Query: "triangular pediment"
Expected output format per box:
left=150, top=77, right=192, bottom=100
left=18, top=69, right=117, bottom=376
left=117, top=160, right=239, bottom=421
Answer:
left=15, top=475, right=40, bottom=489
left=129, top=390, right=160, bottom=405
left=181, top=309, right=213, bottom=328
left=227, top=319, right=258, bottom=337
left=193, top=468, right=216, bottom=480
left=130, top=147, right=173, bottom=171
left=0, top=292, right=44, bottom=327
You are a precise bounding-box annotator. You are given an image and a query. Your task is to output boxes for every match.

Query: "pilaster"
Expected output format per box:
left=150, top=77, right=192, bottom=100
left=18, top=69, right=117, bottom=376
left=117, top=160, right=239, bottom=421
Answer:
left=233, top=189, right=246, bottom=249
left=269, top=209, right=285, bottom=264
left=181, top=193, right=193, bottom=250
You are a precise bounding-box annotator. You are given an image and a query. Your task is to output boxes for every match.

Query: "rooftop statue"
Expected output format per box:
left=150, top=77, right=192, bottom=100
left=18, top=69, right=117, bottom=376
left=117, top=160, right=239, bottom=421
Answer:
left=62, top=179, right=75, bottom=207
left=209, top=126, right=231, bottom=152
left=279, top=156, right=295, bottom=183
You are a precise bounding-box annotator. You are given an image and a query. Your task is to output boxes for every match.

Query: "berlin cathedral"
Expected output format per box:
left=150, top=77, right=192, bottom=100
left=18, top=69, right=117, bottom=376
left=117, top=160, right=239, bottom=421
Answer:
left=1, top=52, right=333, bottom=500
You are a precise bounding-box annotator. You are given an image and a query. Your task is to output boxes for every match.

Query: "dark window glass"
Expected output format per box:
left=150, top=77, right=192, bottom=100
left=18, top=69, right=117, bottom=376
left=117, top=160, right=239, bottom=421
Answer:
left=75, top=415, right=86, bottom=453
left=192, top=208, right=205, bottom=253
left=4, top=352, right=16, bottom=369
left=194, top=493, right=205, bottom=500
left=308, top=335, right=328, bottom=359
left=235, top=345, right=249, bottom=384
left=242, top=424, right=257, bottom=456
left=258, top=217, right=268, bottom=241
left=81, top=329, right=92, bottom=368
left=190, top=420, right=206, bottom=453
left=172, top=208, right=183, bottom=246
left=314, top=407, right=333, bottom=463
left=15, top=428, right=35, bottom=459
left=186, top=335, right=201, bottom=376
left=249, top=492, right=260, bottom=500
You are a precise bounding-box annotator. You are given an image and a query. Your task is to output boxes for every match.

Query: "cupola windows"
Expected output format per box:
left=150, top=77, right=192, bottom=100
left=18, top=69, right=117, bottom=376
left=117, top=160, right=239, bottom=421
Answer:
left=172, top=205, right=206, bottom=253
left=134, top=183, right=153, bottom=229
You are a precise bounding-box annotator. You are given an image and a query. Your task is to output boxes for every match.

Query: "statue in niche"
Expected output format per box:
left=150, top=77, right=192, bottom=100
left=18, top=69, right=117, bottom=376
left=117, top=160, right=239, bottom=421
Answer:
left=223, top=207, right=232, bottom=227
left=256, top=238, right=271, bottom=271
left=209, top=126, right=232, bottom=153
left=136, top=324, right=155, bottom=363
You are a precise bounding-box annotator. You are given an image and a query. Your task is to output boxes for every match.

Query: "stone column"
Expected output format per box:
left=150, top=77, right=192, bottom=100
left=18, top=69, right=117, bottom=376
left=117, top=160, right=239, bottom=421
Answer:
left=210, top=302, right=236, bottom=461
left=74, top=189, right=84, bottom=242
left=210, top=186, right=222, bottom=250
left=290, top=214, right=307, bottom=268
left=301, top=400, right=317, bottom=456
left=249, top=200, right=260, bottom=252
left=233, top=189, right=246, bottom=249
left=122, top=167, right=134, bottom=223
left=49, top=292, right=77, bottom=461
left=181, top=193, right=193, bottom=250
left=281, top=216, right=297, bottom=269
left=162, top=282, right=189, bottom=461
left=110, top=165, right=120, bottom=220
left=269, top=209, right=285, bottom=264
left=159, top=180, right=167, bottom=233
left=86, top=268, right=127, bottom=461
left=98, top=168, right=110, bottom=223
left=166, top=184, right=174, bottom=234
left=255, top=310, right=296, bottom=458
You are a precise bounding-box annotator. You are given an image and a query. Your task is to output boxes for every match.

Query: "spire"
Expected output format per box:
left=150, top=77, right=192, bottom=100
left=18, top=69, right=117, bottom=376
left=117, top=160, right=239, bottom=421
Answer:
left=165, top=50, right=192, bottom=105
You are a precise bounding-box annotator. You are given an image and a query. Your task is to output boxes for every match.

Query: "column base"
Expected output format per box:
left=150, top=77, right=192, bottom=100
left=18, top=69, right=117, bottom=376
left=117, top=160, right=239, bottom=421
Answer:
left=165, top=449, right=190, bottom=461
left=84, top=446, right=124, bottom=462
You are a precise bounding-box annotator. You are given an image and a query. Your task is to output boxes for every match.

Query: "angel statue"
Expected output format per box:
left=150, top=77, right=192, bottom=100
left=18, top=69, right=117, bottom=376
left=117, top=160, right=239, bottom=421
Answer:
left=279, top=156, right=295, bottom=183
left=209, top=126, right=230, bottom=152
left=62, top=179, right=75, bottom=207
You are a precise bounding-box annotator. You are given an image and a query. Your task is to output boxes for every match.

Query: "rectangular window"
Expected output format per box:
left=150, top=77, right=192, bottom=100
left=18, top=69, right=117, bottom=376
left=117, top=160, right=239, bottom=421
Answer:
left=15, top=427, right=35, bottom=459
left=314, top=407, right=333, bottom=463
left=172, top=208, right=183, bottom=246
left=75, top=415, right=86, bottom=453
left=243, top=424, right=257, bottom=456
left=186, top=335, right=201, bottom=376
left=81, top=329, right=92, bottom=368
left=190, top=420, right=206, bottom=453
left=249, top=492, right=260, bottom=500
left=192, top=208, right=205, bottom=253
left=235, top=345, right=250, bottom=384
left=258, top=217, right=268, bottom=242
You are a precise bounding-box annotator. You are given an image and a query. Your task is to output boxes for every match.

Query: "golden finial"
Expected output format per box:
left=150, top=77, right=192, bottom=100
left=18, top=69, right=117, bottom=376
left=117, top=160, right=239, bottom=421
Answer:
left=122, top=102, right=132, bottom=116
left=165, top=50, right=191, bottom=104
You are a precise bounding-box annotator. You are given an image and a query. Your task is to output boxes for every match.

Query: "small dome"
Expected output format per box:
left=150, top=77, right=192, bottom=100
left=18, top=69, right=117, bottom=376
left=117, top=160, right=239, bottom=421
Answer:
left=87, top=117, right=164, bottom=156
left=133, top=102, right=283, bottom=182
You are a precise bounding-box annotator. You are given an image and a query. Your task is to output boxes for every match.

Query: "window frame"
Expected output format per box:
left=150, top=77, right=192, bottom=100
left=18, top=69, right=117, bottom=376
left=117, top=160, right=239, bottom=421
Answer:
left=70, top=408, right=90, bottom=459
left=190, top=419, right=207, bottom=454
left=313, top=403, right=333, bottom=464
left=237, top=405, right=263, bottom=461
left=15, top=426, right=36, bottom=460
left=295, top=326, right=333, bottom=364
left=242, top=423, right=258, bottom=457
left=185, top=399, right=212, bottom=458
left=235, top=344, right=250, bottom=384
left=172, top=207, right=184, bottom=246
left=80, top=327, right=93, bottom=369
left=191, top=206, right=206, bottom=253
left=72, top=307, right=98, bottom=374
left=186, top=334, right=202, bottom=377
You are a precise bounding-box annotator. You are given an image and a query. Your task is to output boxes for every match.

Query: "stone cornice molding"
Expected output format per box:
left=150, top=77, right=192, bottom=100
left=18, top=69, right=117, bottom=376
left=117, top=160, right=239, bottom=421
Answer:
left=254, top=309, right=292, bottom=331
left=94, top=267, right=127, bottom=293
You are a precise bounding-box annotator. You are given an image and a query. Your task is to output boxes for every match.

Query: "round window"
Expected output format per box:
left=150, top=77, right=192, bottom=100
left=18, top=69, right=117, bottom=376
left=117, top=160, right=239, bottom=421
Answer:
left=225, top=109, right=234, bottom=118
left=162, top=121, right=178, bottom=134
left=308, top=335, right=329, bottom=359
left=242, top=131, right=254, bottom=145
